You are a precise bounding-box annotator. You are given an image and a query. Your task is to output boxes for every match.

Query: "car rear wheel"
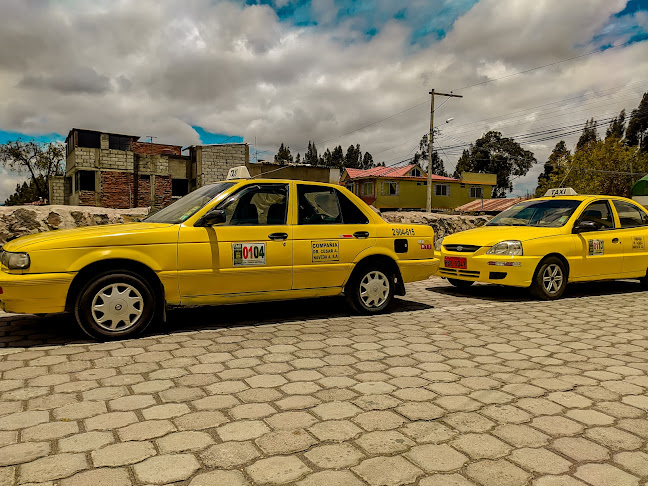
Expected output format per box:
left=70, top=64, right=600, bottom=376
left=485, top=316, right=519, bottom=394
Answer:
left=346, top=264, right=395, bottom=314
left=531, top=257, right=567, bottom=300
left=447, top=278, right=475, bottom=289
left=640, top=270, right=648, bottom=289
left=74, top=271, right=160, bottom=340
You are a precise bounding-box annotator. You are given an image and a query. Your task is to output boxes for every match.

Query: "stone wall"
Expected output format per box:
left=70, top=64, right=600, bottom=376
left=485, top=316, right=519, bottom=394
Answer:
left=0, top=206, right=148, bottom=245
left=380, top=211, right=491, bottom=239
left=196, top=144, right=249, bottom=186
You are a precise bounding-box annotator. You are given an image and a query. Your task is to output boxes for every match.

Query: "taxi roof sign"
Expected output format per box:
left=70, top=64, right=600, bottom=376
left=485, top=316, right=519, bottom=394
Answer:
left=226, top=166, right=251, bottom=180
left=544, top=187, right=578, bottom=197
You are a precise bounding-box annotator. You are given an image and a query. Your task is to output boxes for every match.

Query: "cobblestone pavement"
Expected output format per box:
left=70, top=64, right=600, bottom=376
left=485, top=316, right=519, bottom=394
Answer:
left=1, top=278, right=648, bottom=485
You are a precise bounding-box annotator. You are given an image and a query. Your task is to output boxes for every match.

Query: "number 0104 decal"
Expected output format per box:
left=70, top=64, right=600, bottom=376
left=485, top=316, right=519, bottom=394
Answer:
left=233, top=243, right=266, bottom=266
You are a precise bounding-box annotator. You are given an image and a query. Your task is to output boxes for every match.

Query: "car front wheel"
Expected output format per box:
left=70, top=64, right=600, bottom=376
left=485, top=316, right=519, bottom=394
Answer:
left=346, top=265, right=395, bottom=314
left=74, top=271, right=160, bottom=340
left=531, top=257, right=567, bottom=300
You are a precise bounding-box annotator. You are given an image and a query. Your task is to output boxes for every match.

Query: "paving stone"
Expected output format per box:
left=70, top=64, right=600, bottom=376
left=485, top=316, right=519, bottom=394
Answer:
left=246, top=455, right=311, bottom=485
left=189, top=470, right=248, bottom=486
left=297, top=471, right=365, bottom=486
left=531, top=416, right=584, bottom=436
left=574, top=463, right=639, bottom=486
left=565, top=409, right=615, bottom=425
left=22, top=421, right=78, bottom=441
left=157, top=431, right=215, bottom=452
left=309, top=420, right=363, bottom=441
left=174, top=410, right=228, bottom=430
left=218, top=420, right=270, bottom=441
left=133, top=454, right=200, bottom=484
left=356, top=430, right=414, bottom=454
left=443, top=412, right=495, bottom=433
left=353, top=410, right=406, bottom=431
left=396, top=402, right=445, bottom=420
left=0, top=410, right=49, bottom=430
left=451, top=433, right=512, bottom=459
left=400, top=421, right=458, bottom=443
left=108, top=394, right=156, bottom=411
left=19, top=453, right=88, bottom=483
left=493, top=424, right=551, bottom=448
left=141, top=403, right=190, bottom=420
left=256, top=428, right=317, bottom=454
left=276, top=395, right=321, bottom=410
left=193, top=395, right=240, bottom=410
left=465, top=459, right=531, bottom=486
left=0, top=441, right=50, bottom=466
left=508, top=447, right=572, bottom=474
left=405, top=444, right=468, bottom=472
left=551, top=436, right=610, bottom=461
left=304, top=443, right=365, bottom=468
left=117, top=419, right=176, bottom=441
left=352, top=456, right=423, bottom=486
left=92, top=441, right=156, bottom=466
left=201, top=440, right=261, bottom=468
left=614, top=451, right=648, bottom=477
left=266, top=411, right=318, bottom=430
left=532, top=475, right=588, bottom=486
left=585, top=426, right=644, bottom=451
left=58, top=431, right=114, bottom=452
left=60, top=468, right=131, bottom=486
left=312, top=401, right=363, bottom=420
left=230, top=402, right=276, bottom=419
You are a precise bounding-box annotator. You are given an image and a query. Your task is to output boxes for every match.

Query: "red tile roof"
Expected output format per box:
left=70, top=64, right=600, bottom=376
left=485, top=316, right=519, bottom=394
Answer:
left=344, top=164, right=458, bottom=181
left=456, top=197, right=528, bottom=213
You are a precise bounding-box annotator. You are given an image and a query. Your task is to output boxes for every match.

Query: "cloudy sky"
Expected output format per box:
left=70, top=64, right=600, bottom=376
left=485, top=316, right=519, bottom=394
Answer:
left=1, top=0, right=647, bottom=202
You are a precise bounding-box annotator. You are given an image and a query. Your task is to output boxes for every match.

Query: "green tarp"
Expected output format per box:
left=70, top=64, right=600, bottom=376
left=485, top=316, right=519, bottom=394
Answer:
left=632, top=175, right=648, bottom=196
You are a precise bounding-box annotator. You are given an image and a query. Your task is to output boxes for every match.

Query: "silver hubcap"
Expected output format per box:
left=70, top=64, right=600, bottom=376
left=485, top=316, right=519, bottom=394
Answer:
left=542, top=264, right=564, bottom=294
left=91, top=283, right=144, bottom=331
left=360, top=271, right=390, bottom=308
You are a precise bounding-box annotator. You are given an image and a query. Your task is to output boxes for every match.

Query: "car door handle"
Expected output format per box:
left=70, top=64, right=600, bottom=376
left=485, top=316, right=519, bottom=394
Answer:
left=268, top=232, right=288, bottom=241
left=612, top=238, right=620, bottom=244
left=353, top=231, right=370, bottom=239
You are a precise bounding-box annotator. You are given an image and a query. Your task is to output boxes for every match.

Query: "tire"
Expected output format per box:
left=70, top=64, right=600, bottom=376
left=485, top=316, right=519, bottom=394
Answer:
left=346, top=264, right=395, bottom=314
left=447, top=278, right=475, bottom=289
left=74, top=271, right=160, bottom=340
left=640, top=272, right=648, bottom=290
left=530, top=257, right=568, bottom=300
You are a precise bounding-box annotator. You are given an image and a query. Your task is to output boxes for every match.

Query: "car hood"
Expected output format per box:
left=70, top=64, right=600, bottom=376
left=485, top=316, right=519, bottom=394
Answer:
left=2, top=222, right=177, bottom=251
left=443, top=225, right=564, bottom=247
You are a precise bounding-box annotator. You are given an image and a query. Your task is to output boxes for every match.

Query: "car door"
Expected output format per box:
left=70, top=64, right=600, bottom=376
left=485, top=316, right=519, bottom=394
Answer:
left=292, top=183, right=375, bottom=290
left=610, top=199, right=648, bottom=276
left=570, top=199, right=623, bottom=279
left=177, top=182, right=293, bottom=298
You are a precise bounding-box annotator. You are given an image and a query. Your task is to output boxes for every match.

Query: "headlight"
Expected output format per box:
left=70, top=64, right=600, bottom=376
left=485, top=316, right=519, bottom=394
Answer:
left=0, top=249, right=31, bottom=269
left=486, top=240, right=523, bottom=256
left=435, top=237, right=444, bottom=252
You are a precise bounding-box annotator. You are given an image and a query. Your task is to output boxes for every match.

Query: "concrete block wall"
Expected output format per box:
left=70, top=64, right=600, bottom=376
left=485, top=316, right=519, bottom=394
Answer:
left=197, top=144, right=249, bottom=186
left=48, top=176, right=66, bottom=205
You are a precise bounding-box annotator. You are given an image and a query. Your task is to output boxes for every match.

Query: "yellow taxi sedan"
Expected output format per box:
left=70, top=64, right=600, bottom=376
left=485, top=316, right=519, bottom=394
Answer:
left=0, top=177, right=438, bottom=339
left=435, top=188, right=648, bottom=299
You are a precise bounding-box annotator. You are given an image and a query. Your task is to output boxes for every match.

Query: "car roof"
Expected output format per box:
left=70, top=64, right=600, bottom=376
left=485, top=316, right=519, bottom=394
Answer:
left=534, top=195, right=637, bottom=203
left=226, top=178, right=344, bottom=188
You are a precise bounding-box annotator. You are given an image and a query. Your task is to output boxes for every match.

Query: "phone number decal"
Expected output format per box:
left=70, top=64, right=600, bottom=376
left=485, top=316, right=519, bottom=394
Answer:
left=392, top=227, right=415, bottom=236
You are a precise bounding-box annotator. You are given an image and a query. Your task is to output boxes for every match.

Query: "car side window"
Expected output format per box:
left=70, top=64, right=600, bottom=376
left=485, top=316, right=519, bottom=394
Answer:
left=336, top=190, right=369, bottom=224
left=613, top=200, right=648, bottom=228
left=577, top=200, right=615, bottom=230
left=218, top=184, right=288, bottom=226
left=297, top=185, right=342, bottom=225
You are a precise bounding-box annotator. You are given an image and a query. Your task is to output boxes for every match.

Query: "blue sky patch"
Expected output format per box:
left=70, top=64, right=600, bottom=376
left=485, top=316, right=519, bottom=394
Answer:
left=0, top=130, right=62, bottom=145
left=192, top=126, right=243, bottom=144
left=592, top=0, right=648, bottom=47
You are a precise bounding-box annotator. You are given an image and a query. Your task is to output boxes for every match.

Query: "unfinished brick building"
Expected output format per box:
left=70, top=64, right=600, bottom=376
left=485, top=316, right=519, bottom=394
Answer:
left=49, top=129, right=249, bottom=209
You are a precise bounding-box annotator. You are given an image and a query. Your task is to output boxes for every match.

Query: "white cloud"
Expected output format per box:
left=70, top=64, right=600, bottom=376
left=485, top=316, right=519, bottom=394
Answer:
left=0, top=0, right=646, bottom=196
left=0, top=168, right=28, bottom=204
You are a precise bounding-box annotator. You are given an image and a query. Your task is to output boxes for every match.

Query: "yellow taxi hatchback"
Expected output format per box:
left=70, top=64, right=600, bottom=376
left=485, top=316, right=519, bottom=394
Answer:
left=435, top=189, right=648, bottom=299
left=0, top=178, right=439, bottom=339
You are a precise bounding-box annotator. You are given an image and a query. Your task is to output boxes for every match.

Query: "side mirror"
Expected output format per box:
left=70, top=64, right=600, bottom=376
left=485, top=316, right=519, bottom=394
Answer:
left=196, top=209, right=226, bottom=227
left=574, top=220, right=598, bottom=233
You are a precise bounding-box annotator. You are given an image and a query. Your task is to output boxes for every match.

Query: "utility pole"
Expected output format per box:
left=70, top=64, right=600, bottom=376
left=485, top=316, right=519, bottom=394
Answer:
left=426, top=89, right=463, bottom=212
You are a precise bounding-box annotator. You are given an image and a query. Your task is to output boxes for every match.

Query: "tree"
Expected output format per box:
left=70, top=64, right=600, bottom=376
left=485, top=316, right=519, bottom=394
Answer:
left=412, top=134, right=448, bottom=177
left=320, top=148, right=332, bottom=167
left=5, top=176, right=48, bottom=206
left=274, top=143, right=293, bottom=164
left=0, top=140, right=65, bottom=201
left=295, top=152, right=301, bottom=164
left=304, top=141, right=319, bottom=166
left=361, top=152, right=374, bottom=169
left=535, top=140, right=570, bottom=197
left=606, top=109, right=626, bottom=140
left=626, top=92, right=648, bottom=152
left=576, top=118, right=598, bottom=151
left=330, top=145, right=344, bottom=168
left=453, top=131, right=535, bottom=197
left=345, top=144, right=362, bottom=169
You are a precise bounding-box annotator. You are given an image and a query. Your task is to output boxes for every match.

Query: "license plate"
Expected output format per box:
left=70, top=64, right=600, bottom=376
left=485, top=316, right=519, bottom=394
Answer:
left=445, top=256, right=467, bottom=269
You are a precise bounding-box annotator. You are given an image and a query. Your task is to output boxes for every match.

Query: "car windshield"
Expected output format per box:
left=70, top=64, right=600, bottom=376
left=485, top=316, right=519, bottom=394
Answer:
left=144, top=182, right=235, bottom=224
left=487, top=199, right=582, bottom=227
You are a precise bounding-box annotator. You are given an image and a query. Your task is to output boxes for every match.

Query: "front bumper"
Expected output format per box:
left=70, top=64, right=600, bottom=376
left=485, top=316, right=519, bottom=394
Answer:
left=0, top=270, right=75, bottom=314
left=398, top=258, right=440, bottom=283
left=435, top=253, right=540, bottom=287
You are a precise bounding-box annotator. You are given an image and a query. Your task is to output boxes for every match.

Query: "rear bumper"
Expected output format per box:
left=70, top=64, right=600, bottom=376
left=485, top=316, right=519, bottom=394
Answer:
left=398, top=258, right=440, bottom=283
left=435, top=254, right=540, bottom=287
left=0, top=270, right=74, bottom=314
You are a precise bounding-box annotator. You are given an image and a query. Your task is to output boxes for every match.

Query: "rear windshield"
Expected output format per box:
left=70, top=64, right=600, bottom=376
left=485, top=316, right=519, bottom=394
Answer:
left=487, top=200, right=582, bottom=227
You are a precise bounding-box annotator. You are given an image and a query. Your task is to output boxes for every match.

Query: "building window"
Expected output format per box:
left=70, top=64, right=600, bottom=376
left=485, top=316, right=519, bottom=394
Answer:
left=470, top=186, right=483, bottom=198
left=361, top=182, right=374, bottom=196
left=109, top=134, right=131, bottom=151
left=416, top=181, right=427, bottom=186
left=76, top=130, right=101, bottom=149
left=410, top=168, right=422, bottom=177
left=435, top=184, right=449, bottom=196
left=172, top=179, right=189, bottom=198
left=75, top=171, right=96, bottom=192
left=382, top=181, right=398, bottom=196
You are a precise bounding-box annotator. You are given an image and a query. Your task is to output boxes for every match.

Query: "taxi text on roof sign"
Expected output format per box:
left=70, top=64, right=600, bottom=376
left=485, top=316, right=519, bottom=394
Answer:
left=544, top=187, right=578, bottom=197
left=226, top=166, right=251, bottom=180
